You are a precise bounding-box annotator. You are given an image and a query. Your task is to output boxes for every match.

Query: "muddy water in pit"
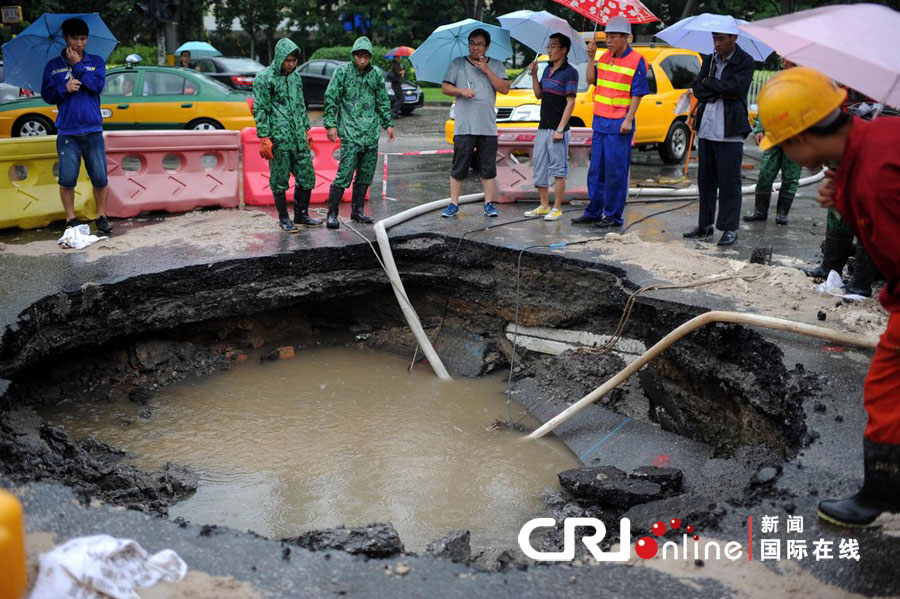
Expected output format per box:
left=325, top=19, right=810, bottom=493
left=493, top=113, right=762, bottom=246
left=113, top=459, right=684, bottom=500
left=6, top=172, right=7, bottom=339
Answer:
left=43, top=346, right=578, bottom=551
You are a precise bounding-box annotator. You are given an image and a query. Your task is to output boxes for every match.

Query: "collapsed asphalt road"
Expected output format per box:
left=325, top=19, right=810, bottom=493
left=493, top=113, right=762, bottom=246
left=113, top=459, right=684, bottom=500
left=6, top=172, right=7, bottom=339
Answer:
left=1, top=107, right=897, bottom=597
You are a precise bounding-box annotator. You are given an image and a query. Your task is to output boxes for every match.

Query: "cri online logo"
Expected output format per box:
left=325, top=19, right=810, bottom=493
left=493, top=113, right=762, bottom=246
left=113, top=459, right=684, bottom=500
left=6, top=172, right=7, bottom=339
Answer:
left=519, top=517, right=745, bottom=562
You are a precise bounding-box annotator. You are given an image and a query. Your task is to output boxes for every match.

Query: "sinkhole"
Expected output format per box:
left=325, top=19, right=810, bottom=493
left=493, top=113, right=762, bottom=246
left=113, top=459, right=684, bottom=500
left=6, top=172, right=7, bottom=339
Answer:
left=0, top=235, right=812, bottom=552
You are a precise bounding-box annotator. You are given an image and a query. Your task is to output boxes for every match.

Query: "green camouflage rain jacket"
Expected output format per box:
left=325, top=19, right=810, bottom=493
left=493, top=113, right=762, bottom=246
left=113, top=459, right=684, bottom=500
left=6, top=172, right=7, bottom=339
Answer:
left=323, top=37, right=393, bottom=149
left=252, top=38, right=310, bottom=152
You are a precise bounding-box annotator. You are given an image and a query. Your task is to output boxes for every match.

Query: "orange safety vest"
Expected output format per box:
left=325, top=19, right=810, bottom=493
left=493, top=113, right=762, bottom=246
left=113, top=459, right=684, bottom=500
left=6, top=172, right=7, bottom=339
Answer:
left=592, top=48, right=642, bottom=119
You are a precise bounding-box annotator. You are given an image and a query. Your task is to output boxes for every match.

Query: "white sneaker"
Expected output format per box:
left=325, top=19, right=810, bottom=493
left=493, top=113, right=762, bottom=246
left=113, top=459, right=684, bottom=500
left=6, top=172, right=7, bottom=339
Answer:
left=544, top=208, right=563, bottom=221
left=524, top=205, right=551, bottom=218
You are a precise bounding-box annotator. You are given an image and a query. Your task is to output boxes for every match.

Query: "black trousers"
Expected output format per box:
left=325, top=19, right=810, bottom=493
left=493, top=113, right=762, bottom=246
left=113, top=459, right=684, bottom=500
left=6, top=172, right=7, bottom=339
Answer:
left=697, top=138, right=743, bottom=231
left=391, top=84, right=403, bottom=116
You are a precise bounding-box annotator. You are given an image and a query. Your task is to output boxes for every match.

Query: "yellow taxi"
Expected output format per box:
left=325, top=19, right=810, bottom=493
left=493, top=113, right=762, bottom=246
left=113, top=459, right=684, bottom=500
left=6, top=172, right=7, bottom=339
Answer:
left=445, top=43, right=701, bottom=163
left=0, top=65, right=255, bottom=137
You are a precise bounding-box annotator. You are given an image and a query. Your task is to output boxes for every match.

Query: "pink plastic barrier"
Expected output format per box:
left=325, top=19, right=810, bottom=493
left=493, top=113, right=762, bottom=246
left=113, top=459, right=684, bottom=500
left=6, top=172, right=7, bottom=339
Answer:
left=241, top=127, right=368, bottom=205
left=494, top=127, right=593, bottom=203
left=104, top=130, right=240, bottom=218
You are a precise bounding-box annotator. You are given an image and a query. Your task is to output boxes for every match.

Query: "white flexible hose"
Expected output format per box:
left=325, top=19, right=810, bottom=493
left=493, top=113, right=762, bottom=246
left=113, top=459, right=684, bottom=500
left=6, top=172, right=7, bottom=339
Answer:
left=626, top=168, right=825, bottom=199
left=374, top=193, right=486, bottom=381
left=528, top=310, right=878, bottom=440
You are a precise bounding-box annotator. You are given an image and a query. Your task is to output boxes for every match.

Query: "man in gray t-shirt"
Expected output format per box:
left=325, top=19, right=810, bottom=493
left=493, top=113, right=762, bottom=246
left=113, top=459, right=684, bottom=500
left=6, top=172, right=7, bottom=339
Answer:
left=440, top=28, right=510, bottom=218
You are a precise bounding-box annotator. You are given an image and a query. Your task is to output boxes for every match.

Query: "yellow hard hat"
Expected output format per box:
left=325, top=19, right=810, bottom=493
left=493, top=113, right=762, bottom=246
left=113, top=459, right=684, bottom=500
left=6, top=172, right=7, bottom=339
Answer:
left=757, top=66, right=847, bottom=151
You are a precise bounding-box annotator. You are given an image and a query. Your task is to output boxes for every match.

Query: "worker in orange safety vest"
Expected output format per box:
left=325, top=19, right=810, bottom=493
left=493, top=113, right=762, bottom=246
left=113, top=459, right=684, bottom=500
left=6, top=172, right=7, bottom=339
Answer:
left=573, top=15, right=649, bottom=229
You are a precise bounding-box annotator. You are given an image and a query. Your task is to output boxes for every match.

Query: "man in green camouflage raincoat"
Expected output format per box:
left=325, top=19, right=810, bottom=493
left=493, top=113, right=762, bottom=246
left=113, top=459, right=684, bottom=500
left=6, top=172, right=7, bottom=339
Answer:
left=253, top=37, right=321, bottom=231
left=323, top=36, right=395, bottom=229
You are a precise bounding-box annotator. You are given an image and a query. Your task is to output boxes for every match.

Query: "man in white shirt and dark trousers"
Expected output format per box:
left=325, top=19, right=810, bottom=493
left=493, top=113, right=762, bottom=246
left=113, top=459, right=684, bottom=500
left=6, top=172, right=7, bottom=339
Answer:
left=683, top=30, right=754, bottom=246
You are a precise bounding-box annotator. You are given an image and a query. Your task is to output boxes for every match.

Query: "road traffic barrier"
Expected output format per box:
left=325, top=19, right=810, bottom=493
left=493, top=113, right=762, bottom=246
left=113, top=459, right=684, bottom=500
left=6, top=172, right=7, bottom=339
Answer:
left=104, top=130, right=240, bottom=218
left=241, top=127, right=367, bottom=205
left=0, top=489, right=26, bottom=599
left=0, top=136, right=96, bottom=230
left=495, top=127, right=593, bottom=203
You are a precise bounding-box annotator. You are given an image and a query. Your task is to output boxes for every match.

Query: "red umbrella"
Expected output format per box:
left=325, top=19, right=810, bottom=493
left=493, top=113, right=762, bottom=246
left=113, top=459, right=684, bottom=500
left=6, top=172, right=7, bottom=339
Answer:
left=384, top=46, right=415, bottom=58
left=552, top=0, right=659, bottom=25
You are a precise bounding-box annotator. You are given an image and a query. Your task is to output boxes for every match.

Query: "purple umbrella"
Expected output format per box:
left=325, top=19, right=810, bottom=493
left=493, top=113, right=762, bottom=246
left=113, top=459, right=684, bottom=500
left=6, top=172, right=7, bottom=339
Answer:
left=739, top=4, right=900, bottom=108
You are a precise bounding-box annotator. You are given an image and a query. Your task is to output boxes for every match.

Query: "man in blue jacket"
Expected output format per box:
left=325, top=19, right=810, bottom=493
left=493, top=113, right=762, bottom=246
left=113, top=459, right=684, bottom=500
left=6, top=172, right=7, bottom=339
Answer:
left=40, top=17, right=112, bottom=234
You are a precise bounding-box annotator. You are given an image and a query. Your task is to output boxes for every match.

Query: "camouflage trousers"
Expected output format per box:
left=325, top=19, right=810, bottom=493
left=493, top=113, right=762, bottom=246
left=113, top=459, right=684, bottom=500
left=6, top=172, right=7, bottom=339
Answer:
left=333, top=143, right=378, bottom=189
left=827, top=207, right=852, bottom=236
left=756, top=145, right=802, bottom=197
left=269, top=141, right=315, bottom=193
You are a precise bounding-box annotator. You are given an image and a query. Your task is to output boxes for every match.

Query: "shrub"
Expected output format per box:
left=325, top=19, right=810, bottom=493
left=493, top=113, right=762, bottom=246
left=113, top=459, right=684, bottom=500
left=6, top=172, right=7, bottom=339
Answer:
left=506, top=68, right=524, bottom=81
left=108, top=44, right=158, bottom=67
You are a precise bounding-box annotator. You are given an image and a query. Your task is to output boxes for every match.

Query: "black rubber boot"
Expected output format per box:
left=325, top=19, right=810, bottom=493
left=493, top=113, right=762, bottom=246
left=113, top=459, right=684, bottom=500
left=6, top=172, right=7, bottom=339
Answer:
left=293, top=187, right=322, bottom=226
left=818, top=440, right=900, bottom=527
left=273, top=191, right=297, bottom=232
left=743, top=191, right=771, bottom=222
left=350, top=183, right=373, bottom=224
left=774, top=190, right=794, bottom=225
left=803, top=228, right=854, bottom=278
left=326, top=184, right=343, bottom=230
left=844, top=245, right=881, bottom=297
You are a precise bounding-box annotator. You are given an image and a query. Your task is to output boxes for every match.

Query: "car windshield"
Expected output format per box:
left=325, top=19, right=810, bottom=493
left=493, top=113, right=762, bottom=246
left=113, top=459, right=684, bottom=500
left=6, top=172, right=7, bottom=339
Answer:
left=218, top=57, right=265, bottom=73
left=510, top=60, right=589, bottom=93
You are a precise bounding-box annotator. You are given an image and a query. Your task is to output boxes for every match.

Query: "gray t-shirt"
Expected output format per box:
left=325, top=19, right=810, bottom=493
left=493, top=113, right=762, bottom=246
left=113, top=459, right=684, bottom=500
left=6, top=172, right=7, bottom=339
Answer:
left=443, top=56, right=508, bottom=137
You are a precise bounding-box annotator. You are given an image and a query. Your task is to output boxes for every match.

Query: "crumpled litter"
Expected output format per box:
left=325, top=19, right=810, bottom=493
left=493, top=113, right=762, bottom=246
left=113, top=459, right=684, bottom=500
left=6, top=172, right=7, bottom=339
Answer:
left=813, top=269, right=868, bottom=302
left=30, top=534, right=187, bottom=599
left=57, top=224, right=108, bottom=250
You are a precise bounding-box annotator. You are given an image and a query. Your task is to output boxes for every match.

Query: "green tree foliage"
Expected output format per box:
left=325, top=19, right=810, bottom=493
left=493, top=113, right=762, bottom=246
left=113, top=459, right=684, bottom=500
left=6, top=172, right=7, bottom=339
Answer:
left=108, top=44, right=158, bottom=66
left=213, top=0, right=286, bottom=64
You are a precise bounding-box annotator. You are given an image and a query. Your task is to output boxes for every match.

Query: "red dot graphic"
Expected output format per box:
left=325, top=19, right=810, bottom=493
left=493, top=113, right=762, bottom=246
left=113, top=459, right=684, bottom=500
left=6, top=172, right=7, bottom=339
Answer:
left=635, top=537, right=659, bottom=559
left=651, top=521, right=666, bottom=536
left=686, top=525, right=695, bottom=533
left=694, top=535, right=700, bottom=541
left=670, top=518, right=682, bottom=529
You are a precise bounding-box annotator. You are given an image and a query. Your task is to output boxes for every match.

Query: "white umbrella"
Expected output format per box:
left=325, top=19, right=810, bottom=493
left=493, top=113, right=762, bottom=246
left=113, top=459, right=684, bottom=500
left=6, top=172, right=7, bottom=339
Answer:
left=656, top=13, right=775, bottom=61
left=739, top=4, right=900, bottom=108
left=497, top=10, right=589, bottom=64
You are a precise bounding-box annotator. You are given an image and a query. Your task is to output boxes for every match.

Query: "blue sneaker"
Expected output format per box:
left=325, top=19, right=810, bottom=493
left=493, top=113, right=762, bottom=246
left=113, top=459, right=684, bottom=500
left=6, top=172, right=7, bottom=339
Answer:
left=484, top=202, right=500, bottom=217
left=442, top=203, right=459, bottom=218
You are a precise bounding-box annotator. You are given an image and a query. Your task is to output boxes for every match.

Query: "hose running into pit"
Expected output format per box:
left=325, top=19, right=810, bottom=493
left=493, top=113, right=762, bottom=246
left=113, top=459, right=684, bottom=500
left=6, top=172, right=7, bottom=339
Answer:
left=373, top=193, right=486, bottom=381
left=527, top=310, right=879, bottom=440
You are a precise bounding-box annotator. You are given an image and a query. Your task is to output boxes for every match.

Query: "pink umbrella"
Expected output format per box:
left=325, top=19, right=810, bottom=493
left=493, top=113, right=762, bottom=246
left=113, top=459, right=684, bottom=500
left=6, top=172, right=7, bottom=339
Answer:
left=739, top=4, right=900, bottom=108
left=551, top=0, right=658, bottom=25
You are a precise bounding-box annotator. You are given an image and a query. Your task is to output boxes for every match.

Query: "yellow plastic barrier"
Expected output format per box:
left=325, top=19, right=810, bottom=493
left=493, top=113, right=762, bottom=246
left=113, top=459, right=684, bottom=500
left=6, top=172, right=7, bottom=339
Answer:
left=0, top=136, right=96, bottom=230
left=0, top=489, right=26, bottom=599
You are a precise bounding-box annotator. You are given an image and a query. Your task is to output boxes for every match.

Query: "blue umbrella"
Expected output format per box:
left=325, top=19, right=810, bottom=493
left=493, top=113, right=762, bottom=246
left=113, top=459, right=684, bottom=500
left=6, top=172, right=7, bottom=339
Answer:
left=174, top=41, right=222, bottom=59
left=655, top=13, right=775, bottom=61
left=410, top=19, right=512, bottom=84
left=1, top=13, right=118, bottom=92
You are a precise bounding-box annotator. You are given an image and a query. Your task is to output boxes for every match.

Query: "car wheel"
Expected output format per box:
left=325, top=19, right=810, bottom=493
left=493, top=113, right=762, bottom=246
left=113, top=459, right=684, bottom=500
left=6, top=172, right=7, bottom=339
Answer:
left=187, top=118, right=224, bottom=131
left=568, top=117, right=585, bottom=128
left=658, top=120, right=691, bottom=164
left=15, top=114, right=55, bottom=137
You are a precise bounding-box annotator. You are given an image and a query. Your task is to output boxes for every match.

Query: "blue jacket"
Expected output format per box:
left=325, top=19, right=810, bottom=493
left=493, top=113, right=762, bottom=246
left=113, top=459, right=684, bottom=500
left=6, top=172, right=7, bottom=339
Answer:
left=40, top=51, right=106, bottom=136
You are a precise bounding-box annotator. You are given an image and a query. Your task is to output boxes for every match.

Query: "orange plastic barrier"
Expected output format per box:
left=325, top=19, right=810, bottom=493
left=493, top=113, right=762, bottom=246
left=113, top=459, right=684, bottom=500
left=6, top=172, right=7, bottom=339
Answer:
left=241, top=127, right=369, bottom=205
left=494, top=127, right=593, bottom=203
left=0, top=489, right=26, bottom=599
left=104, top=130, right=240, bottom=218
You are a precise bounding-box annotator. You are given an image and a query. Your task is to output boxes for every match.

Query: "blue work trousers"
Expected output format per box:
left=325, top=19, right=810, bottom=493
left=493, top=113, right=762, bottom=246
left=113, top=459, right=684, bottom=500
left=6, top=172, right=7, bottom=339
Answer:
left=584, top=116, right=633, bottom=225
